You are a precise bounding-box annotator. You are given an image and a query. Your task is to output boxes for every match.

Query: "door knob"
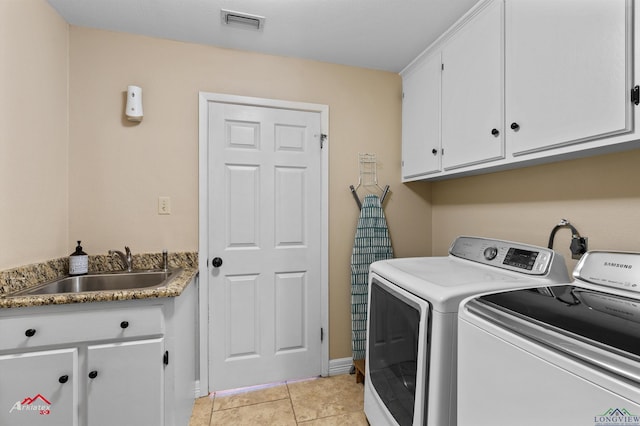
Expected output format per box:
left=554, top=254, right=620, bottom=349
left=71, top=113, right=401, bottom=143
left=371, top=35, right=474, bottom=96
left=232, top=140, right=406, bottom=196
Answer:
left=212, top=257, right=223, bottom=268
left=58, top=375, right=69, bottom=384
left=491, top=128, right=500, bottom=137
left=510, top=122, right=520, bottom=131
left=88, top=371, right=98, bottom=379
left=431, top=149, right=438, bottom=155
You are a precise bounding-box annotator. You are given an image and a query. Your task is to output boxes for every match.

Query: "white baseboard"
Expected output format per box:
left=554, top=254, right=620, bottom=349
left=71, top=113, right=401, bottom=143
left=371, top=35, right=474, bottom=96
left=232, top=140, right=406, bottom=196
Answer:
left=195, top=359, right=354, bottom=395
left=328, top=357, right=354, bottom=376
left=194, top=380, right=207, bottom=398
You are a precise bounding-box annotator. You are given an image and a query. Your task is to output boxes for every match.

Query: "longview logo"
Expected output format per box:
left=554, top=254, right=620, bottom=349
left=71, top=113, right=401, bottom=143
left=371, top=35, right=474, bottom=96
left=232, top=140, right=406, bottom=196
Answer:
left=594, top=408, right=640, bottom=426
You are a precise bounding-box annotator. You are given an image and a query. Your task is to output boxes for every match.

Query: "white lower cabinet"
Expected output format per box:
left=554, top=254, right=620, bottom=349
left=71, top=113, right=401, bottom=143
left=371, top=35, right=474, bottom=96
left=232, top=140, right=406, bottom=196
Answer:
left=0, top=348, right=78, bottom=426
left=87, top=339, right=164, bottom=426
left=0, top=276, right=198, bottom=426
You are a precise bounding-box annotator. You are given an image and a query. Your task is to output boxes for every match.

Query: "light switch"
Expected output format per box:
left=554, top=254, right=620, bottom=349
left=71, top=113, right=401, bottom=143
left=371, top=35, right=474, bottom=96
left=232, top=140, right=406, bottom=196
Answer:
left=158, top=196, right=171, bottom=215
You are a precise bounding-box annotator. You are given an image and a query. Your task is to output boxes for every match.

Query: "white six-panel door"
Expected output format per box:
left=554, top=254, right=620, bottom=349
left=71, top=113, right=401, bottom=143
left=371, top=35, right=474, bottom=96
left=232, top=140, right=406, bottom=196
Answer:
left=206, top=100, right=324, bottom=391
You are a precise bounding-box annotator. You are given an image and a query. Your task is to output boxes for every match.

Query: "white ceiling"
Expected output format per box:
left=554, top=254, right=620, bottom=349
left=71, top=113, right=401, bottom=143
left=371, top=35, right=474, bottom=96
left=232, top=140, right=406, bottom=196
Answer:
left=46, top=0, right=480, bottom=73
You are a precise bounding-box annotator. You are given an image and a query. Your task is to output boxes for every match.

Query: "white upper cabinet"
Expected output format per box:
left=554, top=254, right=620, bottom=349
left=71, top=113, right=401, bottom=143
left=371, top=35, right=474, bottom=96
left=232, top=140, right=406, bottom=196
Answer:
left=442, top=0, right=504, bottom=170
left=402, top=51, right=442, bottom=180
left=506, top=0, right=632, bottom=155
left=401, top=0, right=637, bottom=181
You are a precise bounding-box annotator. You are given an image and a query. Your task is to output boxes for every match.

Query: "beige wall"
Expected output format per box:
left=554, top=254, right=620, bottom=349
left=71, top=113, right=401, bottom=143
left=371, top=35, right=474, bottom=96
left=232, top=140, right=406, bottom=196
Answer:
left=8, top=0, right=640, bottom=367
left=67, top=27, right=432, bottom=359
left=0, top=0, right=69, bottom=270
left=432, top=149, right=640, bottom=272
left=10, top=0, right=640, bottom=365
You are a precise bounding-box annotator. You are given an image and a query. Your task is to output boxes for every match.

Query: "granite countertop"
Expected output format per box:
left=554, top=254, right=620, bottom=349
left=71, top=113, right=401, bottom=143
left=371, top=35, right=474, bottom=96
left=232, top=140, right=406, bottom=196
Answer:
left=0, top=252, right=198, bottom=309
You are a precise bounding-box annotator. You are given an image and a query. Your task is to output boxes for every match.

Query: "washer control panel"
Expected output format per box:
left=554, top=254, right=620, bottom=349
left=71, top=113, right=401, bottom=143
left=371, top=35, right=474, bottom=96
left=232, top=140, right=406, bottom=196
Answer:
left=450, top=236, right=556, bottom=275
left=483, top=247, right=498, bottom=261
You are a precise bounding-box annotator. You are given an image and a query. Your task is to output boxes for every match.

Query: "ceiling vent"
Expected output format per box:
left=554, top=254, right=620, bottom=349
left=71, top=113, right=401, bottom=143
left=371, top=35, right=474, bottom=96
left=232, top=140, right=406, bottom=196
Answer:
left=221, top=9, right=265, bottom=31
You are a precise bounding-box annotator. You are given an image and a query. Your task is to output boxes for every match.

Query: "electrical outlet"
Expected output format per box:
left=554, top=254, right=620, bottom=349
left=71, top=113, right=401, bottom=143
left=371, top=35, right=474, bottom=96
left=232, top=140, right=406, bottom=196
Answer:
left=570, top=236, right=588, bottom=260
left=158, top=196, right=171, bottom=215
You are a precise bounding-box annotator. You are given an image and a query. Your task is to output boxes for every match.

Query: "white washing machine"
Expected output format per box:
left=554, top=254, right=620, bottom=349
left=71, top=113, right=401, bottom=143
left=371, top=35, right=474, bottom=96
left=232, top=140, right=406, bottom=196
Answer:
left=364, top=236, right=569, bottom=426
left=458, top=250, right=640, bottom=426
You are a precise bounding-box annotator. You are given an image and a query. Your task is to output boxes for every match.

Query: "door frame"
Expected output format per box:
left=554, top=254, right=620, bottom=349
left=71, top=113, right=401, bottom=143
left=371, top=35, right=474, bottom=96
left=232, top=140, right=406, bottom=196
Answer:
left=197, top=92, right=330, bottom=395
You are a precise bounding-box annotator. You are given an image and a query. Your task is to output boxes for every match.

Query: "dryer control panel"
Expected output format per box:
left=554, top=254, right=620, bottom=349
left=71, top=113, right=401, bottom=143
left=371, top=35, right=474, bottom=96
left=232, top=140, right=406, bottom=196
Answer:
left=449, top=236, right=559, bottom=276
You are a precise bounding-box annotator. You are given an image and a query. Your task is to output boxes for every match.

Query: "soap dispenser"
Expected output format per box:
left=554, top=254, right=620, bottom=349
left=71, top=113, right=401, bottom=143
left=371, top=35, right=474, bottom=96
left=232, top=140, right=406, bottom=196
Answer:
left=69, top=241, right=89, bottom=276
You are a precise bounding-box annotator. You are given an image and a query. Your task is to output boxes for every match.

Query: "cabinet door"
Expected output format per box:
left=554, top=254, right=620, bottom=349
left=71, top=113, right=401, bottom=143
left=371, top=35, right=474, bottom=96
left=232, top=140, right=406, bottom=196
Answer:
left=441, top=0, right=504, bottom=170
left=0, top=349, right=78, bottom=426
left=402, top=51, right=442, bottom=180
left=506, top=0, right=632, bottom=155
left=87, top=339, right=164, bottom=426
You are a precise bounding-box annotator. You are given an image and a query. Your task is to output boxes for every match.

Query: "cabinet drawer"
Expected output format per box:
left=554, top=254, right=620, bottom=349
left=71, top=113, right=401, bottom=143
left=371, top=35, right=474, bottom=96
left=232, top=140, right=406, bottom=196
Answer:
left=0, top=305, right=164, bottom=351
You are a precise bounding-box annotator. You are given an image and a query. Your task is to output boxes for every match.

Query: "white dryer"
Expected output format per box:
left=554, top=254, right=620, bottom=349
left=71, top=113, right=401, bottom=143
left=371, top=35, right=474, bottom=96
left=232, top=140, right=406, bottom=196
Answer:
left=458, top=250, right=640, bottom=426
left=364, top=236, right=569, bottom=426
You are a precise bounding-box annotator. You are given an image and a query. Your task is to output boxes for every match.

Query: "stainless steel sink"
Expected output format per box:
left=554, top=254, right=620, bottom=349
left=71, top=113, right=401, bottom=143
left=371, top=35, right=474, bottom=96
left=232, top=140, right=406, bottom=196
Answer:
left=12, top=269, right=182, bottom=296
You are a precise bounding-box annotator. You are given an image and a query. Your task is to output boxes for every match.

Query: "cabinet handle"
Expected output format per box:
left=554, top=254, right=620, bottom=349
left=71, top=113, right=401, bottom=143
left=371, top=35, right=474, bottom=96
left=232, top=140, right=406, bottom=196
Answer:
left=58, top=375, right=69, bottom=384
left=120, top=321, right=129, bottom=329
left=510, top=122, right=520, bottom=131
left=88, top=371, right=98, bottom=379
left=25, top=329, right=36, bottom=337
left=491, top=128, right=500, bottom=137
left=431, top=149, right=438, bottom=155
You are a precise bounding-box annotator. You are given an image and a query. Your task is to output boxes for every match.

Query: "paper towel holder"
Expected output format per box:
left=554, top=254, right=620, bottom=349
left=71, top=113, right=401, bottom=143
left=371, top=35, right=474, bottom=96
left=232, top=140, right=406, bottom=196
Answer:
left=125, top=85, right=143, bottom=122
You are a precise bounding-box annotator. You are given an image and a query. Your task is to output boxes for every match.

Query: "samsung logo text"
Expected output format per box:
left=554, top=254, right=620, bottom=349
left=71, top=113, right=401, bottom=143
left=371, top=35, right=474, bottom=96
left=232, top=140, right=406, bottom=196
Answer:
left=604, top=262, right=633, bottom=270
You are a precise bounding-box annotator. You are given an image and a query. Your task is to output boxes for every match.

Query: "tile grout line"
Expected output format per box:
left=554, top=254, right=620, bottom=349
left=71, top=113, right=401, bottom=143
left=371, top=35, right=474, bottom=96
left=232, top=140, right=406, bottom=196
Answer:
left=285, top=381, right=300, bottom=425
left=194, top=375, right=365, bottom=425
left=207, top=393, right=214, bottom=426
left=212, top=397, right=291, bottom=413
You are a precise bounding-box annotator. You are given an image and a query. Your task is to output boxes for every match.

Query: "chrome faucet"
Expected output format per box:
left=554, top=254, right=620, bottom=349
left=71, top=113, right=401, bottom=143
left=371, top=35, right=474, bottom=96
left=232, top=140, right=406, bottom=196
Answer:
left=108, top=246, right=133, bottom=272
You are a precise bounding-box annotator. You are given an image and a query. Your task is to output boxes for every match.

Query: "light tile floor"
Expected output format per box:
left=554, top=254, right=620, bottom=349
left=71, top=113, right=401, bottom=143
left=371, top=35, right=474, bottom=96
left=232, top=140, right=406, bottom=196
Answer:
left=189, top=374, right=368, bottom=425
